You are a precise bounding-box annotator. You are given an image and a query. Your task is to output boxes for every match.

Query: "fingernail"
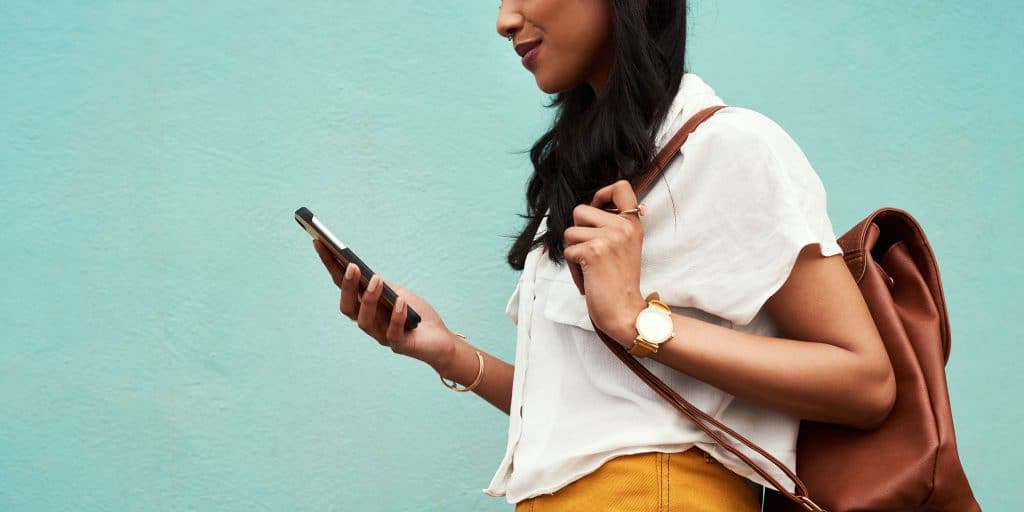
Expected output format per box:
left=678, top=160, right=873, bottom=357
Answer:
left=394, top=296, right=404, bottom=313
left=367, top=275, right=379, bottom=293
left=344, top=264, right=354, bottom=281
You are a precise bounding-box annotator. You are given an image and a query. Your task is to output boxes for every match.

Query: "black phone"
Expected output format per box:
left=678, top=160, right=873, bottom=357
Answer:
left=296, top=207, right=421, bottom=329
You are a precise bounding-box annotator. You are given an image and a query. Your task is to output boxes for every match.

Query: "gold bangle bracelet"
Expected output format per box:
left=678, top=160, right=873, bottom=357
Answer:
left=439, top=332, right=484, bottom=393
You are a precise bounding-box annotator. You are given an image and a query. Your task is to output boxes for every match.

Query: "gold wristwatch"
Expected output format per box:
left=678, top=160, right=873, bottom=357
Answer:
left=628, top=291, right=675, bottom=358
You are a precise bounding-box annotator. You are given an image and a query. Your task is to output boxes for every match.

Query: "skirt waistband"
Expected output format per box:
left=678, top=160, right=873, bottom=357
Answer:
left=514, top=447, right=761, bottom=512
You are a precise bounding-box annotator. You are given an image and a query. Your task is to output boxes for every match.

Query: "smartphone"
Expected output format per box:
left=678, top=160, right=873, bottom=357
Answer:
left=296, top=207, right=421, bottom=329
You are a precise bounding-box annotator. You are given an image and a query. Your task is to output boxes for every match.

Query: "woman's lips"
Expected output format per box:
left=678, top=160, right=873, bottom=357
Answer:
left=521, top=43, right=540, bottom=70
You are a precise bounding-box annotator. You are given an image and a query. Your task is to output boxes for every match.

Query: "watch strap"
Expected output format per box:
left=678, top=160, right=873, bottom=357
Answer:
left=627, top=337, right=658, bottom=357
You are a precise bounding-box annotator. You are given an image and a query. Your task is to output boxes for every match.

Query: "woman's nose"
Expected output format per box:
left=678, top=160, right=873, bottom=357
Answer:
left=496, top=4, right=523, bottom=40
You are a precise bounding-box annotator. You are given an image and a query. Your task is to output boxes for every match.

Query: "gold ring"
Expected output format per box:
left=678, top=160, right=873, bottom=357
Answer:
left=604, top=204, right=646, bottom=217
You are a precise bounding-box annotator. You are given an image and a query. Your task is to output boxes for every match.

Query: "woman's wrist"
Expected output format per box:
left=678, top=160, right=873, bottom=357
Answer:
left=432, top=331, right=490, bottom=391
left=429, top=329, right=463, bottom=378
left=609, top=294, right=649, bottom=348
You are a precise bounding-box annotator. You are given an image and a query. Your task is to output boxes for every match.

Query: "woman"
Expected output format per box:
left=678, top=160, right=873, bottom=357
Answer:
left=313, top=1, right=896, bottom=510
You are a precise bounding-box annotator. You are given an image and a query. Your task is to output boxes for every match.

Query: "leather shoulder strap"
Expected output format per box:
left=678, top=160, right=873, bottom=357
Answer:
left=591, top=104, right=827, bottom=512
left=634, top=105, right=730, bottom=197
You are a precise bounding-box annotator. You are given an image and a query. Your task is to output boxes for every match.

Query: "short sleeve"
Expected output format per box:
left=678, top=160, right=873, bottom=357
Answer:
left=648, top=107, right=843, bottom=327
left=505, top=279, right=521, bottom=325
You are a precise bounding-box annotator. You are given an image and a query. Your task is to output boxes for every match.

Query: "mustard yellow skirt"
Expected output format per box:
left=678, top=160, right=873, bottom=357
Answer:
left=513, top=447, right=761, bottom=512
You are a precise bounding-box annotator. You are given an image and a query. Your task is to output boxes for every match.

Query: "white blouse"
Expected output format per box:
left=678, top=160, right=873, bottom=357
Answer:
left=483, top=73, right=844, bottom=504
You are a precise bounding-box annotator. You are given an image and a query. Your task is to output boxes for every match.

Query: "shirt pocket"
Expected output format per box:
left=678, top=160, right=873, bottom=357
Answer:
left=538, top=275, right=595, bottom=332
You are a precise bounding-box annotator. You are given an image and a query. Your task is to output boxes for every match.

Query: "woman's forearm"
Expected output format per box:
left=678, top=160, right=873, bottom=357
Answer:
left=607, top=302, right=894, bottom=430
left=432, top=332, right=514, bottom=415
left=657, top=314, right=888, bottom=428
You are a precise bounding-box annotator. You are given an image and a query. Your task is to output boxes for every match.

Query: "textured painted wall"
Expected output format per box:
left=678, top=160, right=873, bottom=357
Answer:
left=1, top=1, right=1019, bottom=510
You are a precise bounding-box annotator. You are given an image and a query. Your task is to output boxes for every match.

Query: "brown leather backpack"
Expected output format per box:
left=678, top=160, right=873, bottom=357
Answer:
left=576, top=105, right=982, bottom=511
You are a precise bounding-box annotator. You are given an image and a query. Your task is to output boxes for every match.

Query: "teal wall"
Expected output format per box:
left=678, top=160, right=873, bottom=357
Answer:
left=1, top=2, right=1018, bottom=510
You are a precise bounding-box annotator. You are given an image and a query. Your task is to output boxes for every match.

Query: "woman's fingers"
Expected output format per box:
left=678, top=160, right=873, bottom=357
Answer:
left=575, top=179, right=644, bottom=229
left=590, top=179, right=639, bottom=212
left=313, top=240, right=346, bottom=287
left=385, top=295, right=408, bottom=353
left=317, top=242, right=406, bottom=348
left=357, top=274, right=386, bottom=344
left=340, top=262, right=361, bottom=320
left=571, top=203, right=618, bottom=228
left=563, top=225, right=603, bottom=245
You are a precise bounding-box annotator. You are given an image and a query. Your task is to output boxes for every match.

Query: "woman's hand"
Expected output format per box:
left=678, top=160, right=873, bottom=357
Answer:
left=563, top=179, right=649, bottom=346
left=312, top=239, right=458, bottom=371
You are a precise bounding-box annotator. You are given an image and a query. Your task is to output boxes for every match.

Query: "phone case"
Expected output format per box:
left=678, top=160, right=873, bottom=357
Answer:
left=296, top=207, right=421, bottom=329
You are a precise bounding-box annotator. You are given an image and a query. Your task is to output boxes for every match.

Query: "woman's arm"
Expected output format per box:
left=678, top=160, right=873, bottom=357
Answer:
left=432, top=331, right=515, bottom=415
left=604, top=243, right=897, bottom=430
left=566, top=180, right=896, bottom=431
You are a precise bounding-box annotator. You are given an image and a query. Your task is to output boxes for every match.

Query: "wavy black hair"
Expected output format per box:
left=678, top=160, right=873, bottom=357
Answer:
left=505, top=0, right=689, bottom=271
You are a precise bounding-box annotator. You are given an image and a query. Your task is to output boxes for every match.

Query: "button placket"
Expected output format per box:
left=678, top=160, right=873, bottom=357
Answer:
left=506, top=244, right=543, bottom=467
left=488, top=219, right=549, bottom=496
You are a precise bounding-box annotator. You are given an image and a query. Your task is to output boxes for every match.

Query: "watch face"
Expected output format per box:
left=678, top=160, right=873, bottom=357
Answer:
left=637, top=308, right=673, bottom=343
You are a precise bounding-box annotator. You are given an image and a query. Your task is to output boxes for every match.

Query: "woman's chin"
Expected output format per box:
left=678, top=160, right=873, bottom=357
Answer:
left=533, top=74, right=574, bottom=95
left=536, top=82, right=559, bottom=94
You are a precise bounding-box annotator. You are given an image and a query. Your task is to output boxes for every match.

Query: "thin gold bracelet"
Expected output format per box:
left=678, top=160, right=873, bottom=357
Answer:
left=439, top=332, right=484, bottom=393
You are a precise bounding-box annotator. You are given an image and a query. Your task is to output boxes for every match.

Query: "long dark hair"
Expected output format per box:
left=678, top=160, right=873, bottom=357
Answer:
left=506, top=0, right=689, bottom=271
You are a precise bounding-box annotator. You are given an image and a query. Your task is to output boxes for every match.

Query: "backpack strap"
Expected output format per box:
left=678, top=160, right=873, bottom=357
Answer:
left=587, top=104, right=827, bottom=512
left=634, top=105, right=730, bottom=196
